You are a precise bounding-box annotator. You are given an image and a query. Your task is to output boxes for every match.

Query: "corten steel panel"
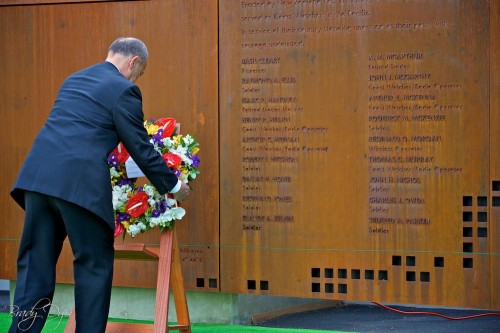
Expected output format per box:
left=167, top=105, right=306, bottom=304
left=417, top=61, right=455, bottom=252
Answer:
left=219, top=0, right=496, bottom=309
left=0, top=0, right=124, bottom=6
left=0, top=0, right=219, bottom=290
left=490, top=0, right=500, bottom=311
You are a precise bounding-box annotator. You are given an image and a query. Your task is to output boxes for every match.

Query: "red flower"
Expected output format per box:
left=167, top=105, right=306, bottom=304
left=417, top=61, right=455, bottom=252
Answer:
left=126, top=192, right=149, bottom=217
left=114, top=221, right=125, bottom=238
left=112, top=142, right=130, bottom=164
left=162, top=152, right=182, bottom=168
left=155, top=118, right=176, bottom=138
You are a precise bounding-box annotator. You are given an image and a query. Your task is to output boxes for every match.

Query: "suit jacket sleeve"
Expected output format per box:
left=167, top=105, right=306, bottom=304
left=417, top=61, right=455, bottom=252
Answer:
left=112, top=85, right=179, bottom=194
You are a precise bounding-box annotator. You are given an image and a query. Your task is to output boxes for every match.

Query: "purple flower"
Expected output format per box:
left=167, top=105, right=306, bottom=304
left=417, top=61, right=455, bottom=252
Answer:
left=118, top=179, right=133, bottom=186
left=173, top=169, right=181, bottom=177
left=152, top=130, right=164, bottom=145
left=117, top=213, right=131, bottom=222
left=152, top=209, right=161, bottom=218
left=108, top=154, right=120, bottom=167
left=159, top=200, right=168, bottom=213
left=190, top=155, right=200, bottom=167
left=154, top=199, right=170, bottom=213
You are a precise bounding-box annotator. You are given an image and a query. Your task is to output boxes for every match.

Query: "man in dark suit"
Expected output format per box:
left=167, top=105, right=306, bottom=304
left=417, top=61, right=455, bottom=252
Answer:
left=8, top=37, right=190, bottom=333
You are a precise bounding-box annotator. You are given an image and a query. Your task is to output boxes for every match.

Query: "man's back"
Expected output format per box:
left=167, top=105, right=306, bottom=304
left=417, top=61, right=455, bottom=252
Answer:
left=11, top=61, right=142, bottom=226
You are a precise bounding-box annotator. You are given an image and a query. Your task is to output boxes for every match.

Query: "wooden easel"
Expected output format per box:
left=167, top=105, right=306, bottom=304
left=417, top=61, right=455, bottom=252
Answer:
left=64, top=228, right=191, bottom=333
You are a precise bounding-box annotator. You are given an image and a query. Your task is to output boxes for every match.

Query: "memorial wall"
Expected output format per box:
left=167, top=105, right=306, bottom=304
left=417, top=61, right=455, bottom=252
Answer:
left=0, top=0, right=220, bottom=291
left=219, top=0, right=498, bottom=309
left=0, top=0, right=498, bottom=310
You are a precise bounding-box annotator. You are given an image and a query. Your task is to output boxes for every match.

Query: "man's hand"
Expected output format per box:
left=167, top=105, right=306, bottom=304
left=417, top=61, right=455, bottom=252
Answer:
left=174, top=182, right=190, bottom=202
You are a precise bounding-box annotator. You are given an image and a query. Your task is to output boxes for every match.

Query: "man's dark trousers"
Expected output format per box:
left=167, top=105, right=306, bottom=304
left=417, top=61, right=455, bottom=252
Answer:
left=9, top=191, right=114, bottom=333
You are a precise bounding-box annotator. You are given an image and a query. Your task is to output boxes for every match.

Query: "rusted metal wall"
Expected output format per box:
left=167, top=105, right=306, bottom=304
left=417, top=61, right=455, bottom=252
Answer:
left=219, top=0, right=498, bottom=309
left=490, top=0, right=500, bottom=311
left=0, top=0, right=219, bottom=291
left=0, top=0, right=498, bottom=310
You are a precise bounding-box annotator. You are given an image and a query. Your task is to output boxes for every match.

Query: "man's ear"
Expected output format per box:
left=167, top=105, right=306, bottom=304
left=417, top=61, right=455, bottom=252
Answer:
left=130, top=55, right=140, bottom=68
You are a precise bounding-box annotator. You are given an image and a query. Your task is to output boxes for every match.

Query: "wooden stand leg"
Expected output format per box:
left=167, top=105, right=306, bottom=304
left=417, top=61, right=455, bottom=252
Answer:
left=170, top=230, right=191, bottom=333
left=152, top=228, right=191, bottom=333
left=153, top=228, right=175, bottom=333
left=64, top=227, right=191, bottom=333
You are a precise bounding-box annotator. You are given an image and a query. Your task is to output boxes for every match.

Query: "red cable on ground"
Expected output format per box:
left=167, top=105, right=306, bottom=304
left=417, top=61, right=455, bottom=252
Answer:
left=372, top=302, right=500, bottom=321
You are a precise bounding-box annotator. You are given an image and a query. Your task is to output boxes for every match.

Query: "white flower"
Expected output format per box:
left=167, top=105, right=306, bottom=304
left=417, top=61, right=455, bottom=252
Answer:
left=110, top=167, right=119, bottom=177
left=166, top=197, right=177, bottom=207
left=171, top=146, right=188, bottom=157
left=128, top=224, right=141, bottom=237
left=153, top=145, right=163, bottom=154
left=183, top=156, right=193, bottom=166
left=151, top=138, right=166, bottom=154
left=148, top=217, right=161, bottom=227
left=146, top=206, right=185, bottom=228
left=112, top=184, right=132, bottom=210
left=143, top=184, right=156, bottom=197
left=183, top=134, right=194, bottom=146
left=149, top=213, right=170, bottom=228
left=168, top=207, right=186, bottom=220
left=162, top=138, right=174, bottom=149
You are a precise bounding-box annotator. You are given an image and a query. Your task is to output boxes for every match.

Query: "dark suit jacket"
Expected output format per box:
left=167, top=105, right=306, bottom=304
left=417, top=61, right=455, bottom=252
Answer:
left=11, top=61, right=179, bottom=229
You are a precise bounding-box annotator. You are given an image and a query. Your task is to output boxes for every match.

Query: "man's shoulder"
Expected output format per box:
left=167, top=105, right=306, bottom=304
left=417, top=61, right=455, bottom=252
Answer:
left=72, top=62, right=121, bottom=79
left=65, top=62, right=135, bottom=91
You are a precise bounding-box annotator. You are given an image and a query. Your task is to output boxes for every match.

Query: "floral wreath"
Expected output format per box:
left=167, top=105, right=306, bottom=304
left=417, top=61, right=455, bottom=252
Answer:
left=108, top=118, right=200, bottom=238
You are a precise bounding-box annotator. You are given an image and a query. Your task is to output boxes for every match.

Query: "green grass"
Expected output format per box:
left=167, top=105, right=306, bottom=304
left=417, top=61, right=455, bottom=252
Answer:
left=0, top=312, right=354, bottom=333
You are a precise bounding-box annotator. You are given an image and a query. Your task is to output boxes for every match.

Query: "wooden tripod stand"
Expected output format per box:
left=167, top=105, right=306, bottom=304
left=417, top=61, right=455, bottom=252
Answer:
left=64, top=228, right=191, bottom=333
